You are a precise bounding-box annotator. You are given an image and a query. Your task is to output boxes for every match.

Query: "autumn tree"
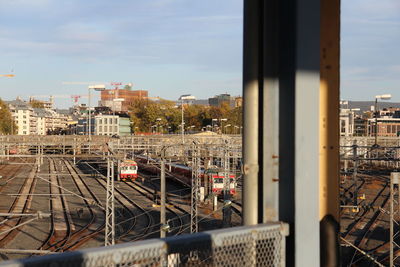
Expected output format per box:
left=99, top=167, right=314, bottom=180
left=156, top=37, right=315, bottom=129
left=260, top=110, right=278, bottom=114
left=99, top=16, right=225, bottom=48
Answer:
left=0, top=99, right=16, bottom=134
left=29, top=99, right=45, bottom=108
left=128, top=98, right=242, bottom=134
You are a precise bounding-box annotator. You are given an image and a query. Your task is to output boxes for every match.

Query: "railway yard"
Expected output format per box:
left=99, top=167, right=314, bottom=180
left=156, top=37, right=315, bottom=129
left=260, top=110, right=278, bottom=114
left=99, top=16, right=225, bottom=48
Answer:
left=2, top=135, right=398, bottom=265
left=340, top=140, right=400, bottom=266
left=0, top=135, right=243, bottom=261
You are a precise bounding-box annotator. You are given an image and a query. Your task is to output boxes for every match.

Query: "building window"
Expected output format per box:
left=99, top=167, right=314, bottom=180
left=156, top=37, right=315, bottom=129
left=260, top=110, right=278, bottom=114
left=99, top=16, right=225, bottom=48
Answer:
left=115, top=126, right=118, bottom=132
left=109, top=126, right=112, bottom=132
left=109, top=118, right=112, bottom=124
left=99, top=126, right=103, bottom=132
left=114, top=118, right=118, bottom=124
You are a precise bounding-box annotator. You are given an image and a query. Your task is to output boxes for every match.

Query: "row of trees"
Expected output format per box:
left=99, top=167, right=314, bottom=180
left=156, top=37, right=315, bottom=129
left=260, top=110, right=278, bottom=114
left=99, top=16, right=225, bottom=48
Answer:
left=0, top=99, right=16, bottom=135
left=129, top=99, right=242, bottom=134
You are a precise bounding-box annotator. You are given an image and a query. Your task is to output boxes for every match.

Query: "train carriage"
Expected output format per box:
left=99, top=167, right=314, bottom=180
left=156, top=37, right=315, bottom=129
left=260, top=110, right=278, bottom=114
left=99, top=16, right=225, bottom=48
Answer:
left=206, top=169, right=236, bottom=196
left=120, top=160, right=138, bottom=182
left=134, top=154, right=237, bottom=195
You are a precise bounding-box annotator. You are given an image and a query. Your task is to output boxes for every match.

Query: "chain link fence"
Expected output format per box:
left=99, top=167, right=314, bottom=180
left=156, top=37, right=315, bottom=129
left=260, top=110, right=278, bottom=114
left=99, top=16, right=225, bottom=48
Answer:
left=0, top=223, right=288, bottom=267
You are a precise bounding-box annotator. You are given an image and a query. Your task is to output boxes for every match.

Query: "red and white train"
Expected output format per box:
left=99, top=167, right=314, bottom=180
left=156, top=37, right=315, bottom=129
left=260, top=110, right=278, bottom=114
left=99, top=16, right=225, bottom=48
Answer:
left=205, top=169, right=236, bottom=195
left=134, top=155, right=237, bottom=196
left=119, top=160, right=138, bottom=182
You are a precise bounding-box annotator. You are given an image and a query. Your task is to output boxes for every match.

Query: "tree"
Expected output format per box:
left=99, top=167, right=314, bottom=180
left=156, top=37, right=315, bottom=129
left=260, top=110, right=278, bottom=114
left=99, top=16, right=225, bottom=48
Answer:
left=123, top=84, right=132, bottom=90
left=29, top=99, right=45, bottom=108
left=0, top=99, right=16, bottom=134
left=128, top=98, right=243, bottom=134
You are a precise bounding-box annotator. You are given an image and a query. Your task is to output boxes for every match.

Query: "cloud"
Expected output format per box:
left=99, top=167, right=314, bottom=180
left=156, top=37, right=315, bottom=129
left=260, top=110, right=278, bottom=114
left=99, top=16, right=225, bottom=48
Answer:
left=56, top=23, right=109, bottom=42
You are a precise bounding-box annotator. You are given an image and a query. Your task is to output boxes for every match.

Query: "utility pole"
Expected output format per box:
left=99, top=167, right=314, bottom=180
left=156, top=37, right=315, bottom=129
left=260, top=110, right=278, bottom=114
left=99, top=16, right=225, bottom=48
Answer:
left=160, top=158, right=166, bottom=237
left=352, top=144, right=358, bottom=208
left=105, top=154, right=115, bottom=246
left=390, top=172, right=400, bottom=267
left=222, top=141, right=232, bottom=227
left=190, top=142, right=200, bottom=233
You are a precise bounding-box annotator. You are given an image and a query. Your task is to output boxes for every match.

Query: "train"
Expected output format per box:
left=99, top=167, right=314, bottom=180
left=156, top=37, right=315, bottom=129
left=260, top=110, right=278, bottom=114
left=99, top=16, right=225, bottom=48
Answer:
left=134, top=154, right=236, bottom=196
left=119, top=160, right=138, bottom=181
left=205, top=168, right=236, bottom=195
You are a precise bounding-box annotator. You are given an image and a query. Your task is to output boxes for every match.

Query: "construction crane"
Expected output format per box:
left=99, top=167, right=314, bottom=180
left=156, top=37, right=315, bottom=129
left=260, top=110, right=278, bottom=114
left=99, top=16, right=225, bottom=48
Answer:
left=111, top=82, right=122, bottom=90
left=29, top=94, right=87, bottom=108
left=71, top=95, right=82, bottom=105
left=62, top=81, right=106, bottom=85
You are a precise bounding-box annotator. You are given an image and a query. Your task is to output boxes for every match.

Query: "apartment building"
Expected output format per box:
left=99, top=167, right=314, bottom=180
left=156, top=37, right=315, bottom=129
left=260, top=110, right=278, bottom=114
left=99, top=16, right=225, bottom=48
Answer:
left=7, top=99, right=35, bottom=135
left=95, top=115, right=131, bottom=136
left=7, top=99, right=70, bottom=135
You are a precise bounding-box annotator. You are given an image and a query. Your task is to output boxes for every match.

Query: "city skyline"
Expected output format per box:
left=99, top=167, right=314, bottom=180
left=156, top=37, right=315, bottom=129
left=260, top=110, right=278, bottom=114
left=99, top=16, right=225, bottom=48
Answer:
left=0, top=0, right=399, bottom=106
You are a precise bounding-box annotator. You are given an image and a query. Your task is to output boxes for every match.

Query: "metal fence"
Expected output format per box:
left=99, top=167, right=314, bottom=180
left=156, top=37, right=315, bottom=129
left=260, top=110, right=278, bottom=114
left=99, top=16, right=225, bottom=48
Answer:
left=0, top=223, right=288, bottom=267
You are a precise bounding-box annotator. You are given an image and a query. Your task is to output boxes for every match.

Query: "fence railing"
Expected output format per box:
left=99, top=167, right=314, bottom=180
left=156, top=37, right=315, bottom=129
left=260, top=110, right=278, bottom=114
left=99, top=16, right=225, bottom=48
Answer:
left=0, top=223, right=288, bottom=267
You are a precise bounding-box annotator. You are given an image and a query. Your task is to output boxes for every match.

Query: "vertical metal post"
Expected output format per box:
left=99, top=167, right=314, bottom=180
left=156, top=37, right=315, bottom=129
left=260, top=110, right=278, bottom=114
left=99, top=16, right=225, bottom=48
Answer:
left=390, top=172, right=399, bottom=267
left=262, top=0, right=280, bottom=222
left=73, top=137, right=76, bottom=165
left=181, top=99, right=184, bottom=144
left=88, top=88, right=92, bottom=141
left=117, top=160, right=121, bottom=182
left=319, top=0, right=340, bottom=263
left=375, top=98, right=378, bottom=146
left=190, top=143, right=200, bottom=233
left=223, top=143, right=232, bottom=227
left=353, top=144, right=358, bottom=207
left=242, top=0, right=260, bottom=226
left=390, top=172, right=395, bottom=267
left=160, top=159, right=166, bottom=238
left=105, top=154, right=115, bottom=246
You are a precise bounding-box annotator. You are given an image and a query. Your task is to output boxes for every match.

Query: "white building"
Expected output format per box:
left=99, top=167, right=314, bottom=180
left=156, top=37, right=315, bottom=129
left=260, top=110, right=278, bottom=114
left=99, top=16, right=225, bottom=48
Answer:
left=95, top=115, right=119, bottom=136
left=340, top=109, right=357, bottom=136
left=7, top=99, right=70, bottom=135
left=95, top=115, right=131, bottom=136
left=7, top=99, right=35, bottom=135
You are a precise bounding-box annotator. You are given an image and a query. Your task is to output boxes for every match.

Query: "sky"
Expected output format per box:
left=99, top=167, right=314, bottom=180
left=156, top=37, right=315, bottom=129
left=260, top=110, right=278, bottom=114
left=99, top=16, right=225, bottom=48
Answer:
left=341, top=0, right=400, bottom=102
left=0, top=0, right=399, bottom=108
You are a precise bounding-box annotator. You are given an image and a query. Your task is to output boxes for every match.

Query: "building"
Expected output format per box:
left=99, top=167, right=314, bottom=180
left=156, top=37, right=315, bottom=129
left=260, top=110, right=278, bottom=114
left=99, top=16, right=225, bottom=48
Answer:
left=353, top=117, right=368, bottom=136
left=76, top=115, right=131, bottom=136
left=95, top=115, right=131, bottom=136
left=234, top=97, right=243, bottom=108
left=7, top=99, right=36, bottom=135
left=368, top=117, right=400, bottom=137
left=76, top=118, right=95, bottom=135
left=100, top=89, right=148, bottom=112
left=6, top=99, right=71, bottom=135
left=339, top=109, right=356, bottom=136
left=208, top=94, right=235, bottom=107
left=33, top=108, right=50, bottom=135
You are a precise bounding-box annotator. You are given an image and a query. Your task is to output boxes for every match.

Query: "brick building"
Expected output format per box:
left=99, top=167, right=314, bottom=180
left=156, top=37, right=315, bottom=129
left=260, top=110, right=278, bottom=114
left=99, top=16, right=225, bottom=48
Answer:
left=100, top=89, right=148, bottom=112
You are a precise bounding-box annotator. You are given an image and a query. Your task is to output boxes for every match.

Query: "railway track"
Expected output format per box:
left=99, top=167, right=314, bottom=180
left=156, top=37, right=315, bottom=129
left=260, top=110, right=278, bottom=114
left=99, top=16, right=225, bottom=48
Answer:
left=128, top=178, right=188, bottom=236
left=54, top=159, right=105, bottom=251
left=80, top=161, right=158, bottom=242
left=0, top=160, right=38, bottom=248
left=341, top=173, right=391, bottom=265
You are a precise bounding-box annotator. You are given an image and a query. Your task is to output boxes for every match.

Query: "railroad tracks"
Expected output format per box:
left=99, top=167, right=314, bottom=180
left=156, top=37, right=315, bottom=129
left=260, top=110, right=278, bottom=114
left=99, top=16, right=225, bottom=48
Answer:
left=341, top=174, right=393, bottom=265
left=0, top=160, right=38, bottom=248
left=0, top=156, right=240, bottom=260
left=79, top=161, right=162, bottom=242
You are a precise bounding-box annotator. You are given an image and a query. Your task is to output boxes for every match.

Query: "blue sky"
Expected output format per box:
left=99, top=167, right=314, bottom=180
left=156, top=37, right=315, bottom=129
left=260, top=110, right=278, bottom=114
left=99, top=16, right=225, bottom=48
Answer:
left=0, top=0, right=399, bottom=107
left=341, top=0, right=400, bottom=102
